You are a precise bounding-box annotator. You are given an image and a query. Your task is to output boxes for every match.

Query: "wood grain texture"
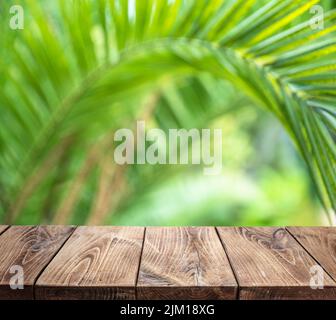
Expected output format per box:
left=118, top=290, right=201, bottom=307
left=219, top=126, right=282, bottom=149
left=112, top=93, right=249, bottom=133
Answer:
left=287, top=227, right=336, bottom=282
left=0, top=225, right=9, bottom=235
left=35, top=226, right=144, bottom=300
left=137, top=227, right=237, bottom=300
left=0, top=226, right=74, bottom=300
left=217, top=227, right=336, bottom=300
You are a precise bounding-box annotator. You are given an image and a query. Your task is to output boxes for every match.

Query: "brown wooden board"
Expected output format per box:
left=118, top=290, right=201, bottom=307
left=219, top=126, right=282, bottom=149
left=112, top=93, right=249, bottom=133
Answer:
left=217, top=227, right=336, bottom=299
left=35, top=226, right=144, bottom=300
left=0, top=225, right=9, bottom=235
left=0, top=226, right=74, bottom=299
left=287, top=227, right=336, bottom=282
left=137, top=227, right=237, bottom=300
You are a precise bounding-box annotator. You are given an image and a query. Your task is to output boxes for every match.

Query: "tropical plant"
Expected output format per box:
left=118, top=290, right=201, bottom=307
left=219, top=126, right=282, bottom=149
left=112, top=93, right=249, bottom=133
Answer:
left=0, top=0, right=335, bottom=224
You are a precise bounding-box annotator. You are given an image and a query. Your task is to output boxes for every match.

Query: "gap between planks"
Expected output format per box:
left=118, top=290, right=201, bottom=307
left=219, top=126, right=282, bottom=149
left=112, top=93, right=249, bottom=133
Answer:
left=0, top=226, right=76, bottom=299
left=286, top=227, right=336, bottom=283
left=0, top=225, right=10, bottom=236
left=217, top=227, right=336, bottom=299
left=136, top=227, right=237, bottom=300
left=135, top=227, right=147, bottom=300
left=215, top=227, right=240, bottom=300
left=35, top=226, right=145, bottom=300
left=32, top=226, right=78, bottom=300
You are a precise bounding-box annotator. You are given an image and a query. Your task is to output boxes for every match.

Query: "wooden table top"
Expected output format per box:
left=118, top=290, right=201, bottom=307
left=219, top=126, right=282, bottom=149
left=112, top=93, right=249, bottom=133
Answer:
left=0, top=226, right=335, bottom=300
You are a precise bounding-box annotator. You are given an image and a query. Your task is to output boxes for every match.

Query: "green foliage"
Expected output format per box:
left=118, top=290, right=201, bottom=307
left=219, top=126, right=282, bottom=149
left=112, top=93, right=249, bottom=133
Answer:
left=0, top=0, right=335, bottom=224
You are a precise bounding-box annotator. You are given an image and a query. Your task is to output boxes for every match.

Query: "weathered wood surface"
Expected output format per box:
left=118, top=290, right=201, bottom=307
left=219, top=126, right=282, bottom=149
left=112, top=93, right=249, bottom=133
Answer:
left=287, top=227, right=336, bottom=282
left=138, top=227, right=237, bottom=300
left=0, top=226, right=74, bottom=299
left=0, top=226, right=335, bottom=300
left=35, top=226, right=144, bottom=300
left=217, top=227, right=336, bottom=299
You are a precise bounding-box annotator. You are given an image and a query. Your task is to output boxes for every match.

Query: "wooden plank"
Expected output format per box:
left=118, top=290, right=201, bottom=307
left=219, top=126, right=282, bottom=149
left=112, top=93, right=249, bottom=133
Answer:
left=287, top=227, right=336, bottom=282
left=0, top=225, right=74, bottom=300
left=137, top=227, right=237, bottom=300
left=217, top=227, right=336, bottom=300
left=35, top=226, right=144, bottom=300
left=0, top=225, right=9, bottom=235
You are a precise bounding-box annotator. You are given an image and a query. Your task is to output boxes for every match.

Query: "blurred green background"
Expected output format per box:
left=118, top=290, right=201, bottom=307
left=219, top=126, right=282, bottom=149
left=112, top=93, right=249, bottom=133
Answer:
left=111, top=89, right=324, bottom=227
left=1, top=0, right=336, bottom=226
